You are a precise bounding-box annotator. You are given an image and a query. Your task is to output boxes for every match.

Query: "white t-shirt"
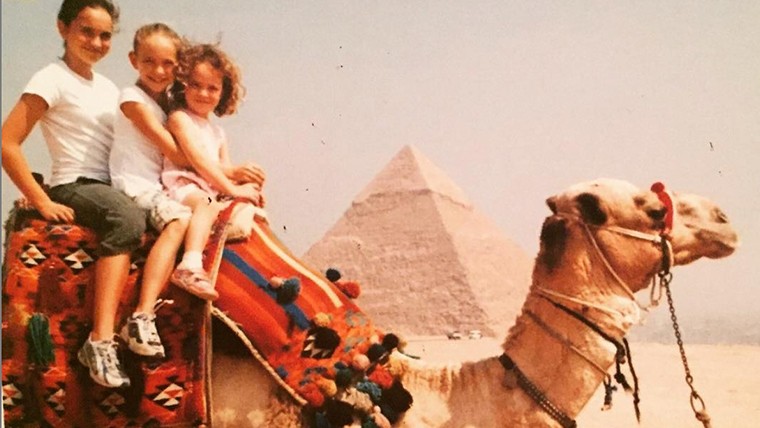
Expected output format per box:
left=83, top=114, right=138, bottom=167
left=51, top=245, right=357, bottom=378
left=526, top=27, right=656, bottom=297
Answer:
left=23, top=60, right=119, bottom=187
left=110, top=86, right=166, bottom=198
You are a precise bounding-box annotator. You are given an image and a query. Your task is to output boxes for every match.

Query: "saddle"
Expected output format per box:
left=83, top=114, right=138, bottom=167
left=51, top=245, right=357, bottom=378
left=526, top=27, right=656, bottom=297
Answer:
left=2, top=202, right=412, bottom=427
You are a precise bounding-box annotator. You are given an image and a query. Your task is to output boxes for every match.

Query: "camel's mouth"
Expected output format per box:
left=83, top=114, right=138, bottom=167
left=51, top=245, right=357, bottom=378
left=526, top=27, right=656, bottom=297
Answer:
left=700, top=229, right=740, bottom=259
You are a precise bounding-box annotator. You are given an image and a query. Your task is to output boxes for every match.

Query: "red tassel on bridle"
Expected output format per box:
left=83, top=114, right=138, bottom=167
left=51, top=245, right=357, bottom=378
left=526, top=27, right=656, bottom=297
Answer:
left=650, top=182, right=674, bottom=234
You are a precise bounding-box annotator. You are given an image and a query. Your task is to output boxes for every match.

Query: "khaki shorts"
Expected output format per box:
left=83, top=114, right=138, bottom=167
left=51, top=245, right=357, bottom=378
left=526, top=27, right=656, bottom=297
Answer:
left=133, top=190, right=192, bottom=231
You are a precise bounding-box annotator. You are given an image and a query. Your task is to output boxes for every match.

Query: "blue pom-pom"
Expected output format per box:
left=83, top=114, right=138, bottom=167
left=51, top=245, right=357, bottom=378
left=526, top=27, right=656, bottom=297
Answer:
left=275, top=366, right=288, bottom=379
left=357, top=380, right=383, bottom=403
left=277, top=277, right=301, bottom=304
left=326, top=268, right=342, bottom=282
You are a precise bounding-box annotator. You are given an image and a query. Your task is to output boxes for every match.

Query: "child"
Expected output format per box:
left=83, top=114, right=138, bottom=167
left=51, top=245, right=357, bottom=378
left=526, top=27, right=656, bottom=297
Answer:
left=108, top=23, right=194, bottom=358
left=163, top=43, right=264, bottom=294
left=1, top=0, right=138, bottom=388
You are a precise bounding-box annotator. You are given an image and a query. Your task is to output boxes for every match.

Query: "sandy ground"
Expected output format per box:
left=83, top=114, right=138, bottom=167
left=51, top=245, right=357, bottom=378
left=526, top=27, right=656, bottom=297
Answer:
left=404, top=337, right=760, bottom=428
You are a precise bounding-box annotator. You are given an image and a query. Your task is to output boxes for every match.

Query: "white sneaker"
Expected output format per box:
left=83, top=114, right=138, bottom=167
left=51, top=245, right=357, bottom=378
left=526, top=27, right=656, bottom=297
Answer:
left=120, top=312, right=165, bottom=358
left=77, top=335, right=130, bottom=388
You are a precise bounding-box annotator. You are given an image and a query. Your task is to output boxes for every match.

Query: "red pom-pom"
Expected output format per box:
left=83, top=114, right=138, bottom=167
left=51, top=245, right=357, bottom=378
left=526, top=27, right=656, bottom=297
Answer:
left=300, top=382, right=325, bottom=407
left=368, top=365, right=394, bottom=389
left=650, top=182, right=665, bottom=193
left=336, top=280, right=361, bottom=299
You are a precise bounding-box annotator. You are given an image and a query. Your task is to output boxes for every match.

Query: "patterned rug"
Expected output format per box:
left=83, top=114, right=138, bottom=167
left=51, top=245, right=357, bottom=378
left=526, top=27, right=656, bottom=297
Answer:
left=2, top=203, right=412, bottom=427
left=2, top=208, right=209, bottom=427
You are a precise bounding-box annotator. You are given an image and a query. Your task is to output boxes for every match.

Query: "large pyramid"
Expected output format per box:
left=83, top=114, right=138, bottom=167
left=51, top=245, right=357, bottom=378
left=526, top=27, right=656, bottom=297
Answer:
left=303, top=145, right=532, bottom=337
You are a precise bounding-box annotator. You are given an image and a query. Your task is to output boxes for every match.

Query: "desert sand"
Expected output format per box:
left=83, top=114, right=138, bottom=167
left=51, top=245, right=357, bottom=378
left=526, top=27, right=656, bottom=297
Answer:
left=404, top=337, right=760, bottom=428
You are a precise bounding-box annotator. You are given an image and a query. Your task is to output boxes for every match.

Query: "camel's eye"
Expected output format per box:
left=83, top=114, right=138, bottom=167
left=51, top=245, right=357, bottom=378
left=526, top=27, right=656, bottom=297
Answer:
left=713, top=208, right=729, bottom=224
left=647, top=207, right=667, bottom=221
left=677, top=201, right=696, bottom=217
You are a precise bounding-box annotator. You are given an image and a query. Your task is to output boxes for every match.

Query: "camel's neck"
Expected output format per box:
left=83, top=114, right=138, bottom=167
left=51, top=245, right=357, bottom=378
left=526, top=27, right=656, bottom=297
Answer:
left=397, top=222, right=664, bottom=427
left=499, top=232, right=656, bottom=422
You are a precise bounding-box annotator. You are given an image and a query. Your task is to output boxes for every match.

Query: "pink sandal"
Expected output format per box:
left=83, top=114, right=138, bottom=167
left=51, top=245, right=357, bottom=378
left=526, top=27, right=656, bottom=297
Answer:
left=170, top=268, right=219, bottom=300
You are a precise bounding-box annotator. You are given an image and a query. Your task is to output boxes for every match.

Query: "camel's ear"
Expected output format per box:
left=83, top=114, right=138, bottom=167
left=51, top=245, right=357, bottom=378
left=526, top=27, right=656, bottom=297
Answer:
left=576, top=193, right=607, bottom=226
left=539, top=216, right=567, bottom=272
left=546, top=196, right=558, bottom=214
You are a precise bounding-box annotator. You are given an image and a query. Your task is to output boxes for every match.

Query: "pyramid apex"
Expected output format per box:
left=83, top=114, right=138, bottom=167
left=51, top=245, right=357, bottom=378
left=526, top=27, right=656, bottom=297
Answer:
left=354, top=146, right=472, bottom=206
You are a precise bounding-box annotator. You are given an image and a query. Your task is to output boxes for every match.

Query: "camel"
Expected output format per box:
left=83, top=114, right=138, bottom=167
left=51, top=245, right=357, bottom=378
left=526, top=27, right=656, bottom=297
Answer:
left=209, top=178, right=738, bottom=427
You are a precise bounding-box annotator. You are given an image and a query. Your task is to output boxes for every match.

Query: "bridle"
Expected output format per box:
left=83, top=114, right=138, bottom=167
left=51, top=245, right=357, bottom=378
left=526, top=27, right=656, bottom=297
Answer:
left=500, top=182, right=676, bottom=428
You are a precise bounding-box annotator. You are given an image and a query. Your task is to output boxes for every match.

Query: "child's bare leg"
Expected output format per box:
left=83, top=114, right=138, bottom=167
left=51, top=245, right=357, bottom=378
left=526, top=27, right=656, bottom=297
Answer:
left=168, top=191, right=222, bottom=300
left=91, top=254, right=132, bottom=341
left=135, top=218, right=189, bottom=314
left=182, top=192, right=224, bottom=257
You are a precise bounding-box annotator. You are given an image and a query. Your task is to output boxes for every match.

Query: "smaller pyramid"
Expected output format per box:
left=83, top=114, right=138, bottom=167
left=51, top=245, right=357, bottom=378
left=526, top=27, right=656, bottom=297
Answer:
left=303, top=145, right=532, bottom=337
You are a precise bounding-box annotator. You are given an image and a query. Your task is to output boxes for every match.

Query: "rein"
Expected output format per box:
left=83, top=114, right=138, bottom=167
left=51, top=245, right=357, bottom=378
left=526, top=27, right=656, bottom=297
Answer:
left=502, top=182, right=714, bottom=427
left=498, top=354, right=577, bottom=428
left=502, top=185, right=676, bottom=427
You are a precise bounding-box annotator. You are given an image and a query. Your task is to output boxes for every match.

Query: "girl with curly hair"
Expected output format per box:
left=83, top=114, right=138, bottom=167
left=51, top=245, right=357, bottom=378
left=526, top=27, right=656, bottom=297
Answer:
left=162, top=43, right=264, bottom=297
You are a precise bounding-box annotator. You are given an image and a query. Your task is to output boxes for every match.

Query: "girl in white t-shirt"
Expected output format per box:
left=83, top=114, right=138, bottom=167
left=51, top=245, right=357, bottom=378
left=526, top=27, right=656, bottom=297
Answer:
left=1, top=0, right=139, bottom=389
left=163, top=43, right=265, bottom=295
left=109, top=23, right=197, bottom=362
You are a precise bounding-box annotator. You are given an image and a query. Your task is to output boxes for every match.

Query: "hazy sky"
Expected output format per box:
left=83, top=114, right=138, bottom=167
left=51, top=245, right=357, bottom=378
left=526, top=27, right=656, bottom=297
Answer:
left=2, top=1, right=759, bottom=331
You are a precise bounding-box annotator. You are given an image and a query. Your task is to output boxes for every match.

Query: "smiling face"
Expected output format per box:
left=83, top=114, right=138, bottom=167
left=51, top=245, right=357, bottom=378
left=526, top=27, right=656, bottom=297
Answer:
left=57, top=6, right=114, bottom=77
left=129, top=33, right=178, bottom=98
left=183, top=61, right=224, bottom=118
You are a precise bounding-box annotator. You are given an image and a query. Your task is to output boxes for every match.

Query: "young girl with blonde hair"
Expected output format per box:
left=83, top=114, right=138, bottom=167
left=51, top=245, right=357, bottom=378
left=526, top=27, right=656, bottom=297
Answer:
left=109, top=22, right=193, bottom=359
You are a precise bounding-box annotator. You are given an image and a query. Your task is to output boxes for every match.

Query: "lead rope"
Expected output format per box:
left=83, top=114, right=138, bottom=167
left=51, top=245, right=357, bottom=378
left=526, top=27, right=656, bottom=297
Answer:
left=661, top=271, right=713, bottom=427
left=539, top=294, right=641, bottom=420
left=499, top=354, right=577, bottom=428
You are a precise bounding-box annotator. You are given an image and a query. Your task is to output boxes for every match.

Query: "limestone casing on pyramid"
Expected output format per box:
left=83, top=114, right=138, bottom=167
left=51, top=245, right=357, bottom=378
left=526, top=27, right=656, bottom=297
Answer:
left=303, top=145, right=532, bottom=337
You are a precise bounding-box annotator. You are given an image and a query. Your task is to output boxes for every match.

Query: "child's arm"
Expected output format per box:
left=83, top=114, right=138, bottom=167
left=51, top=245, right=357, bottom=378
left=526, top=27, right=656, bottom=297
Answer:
left=1, top=94, right=75, bottom=222
left=121, top=102, right=190, bottom=168
left=219, top=140, right=265, bottom=187
left=167, top=111, right=259, bottom=201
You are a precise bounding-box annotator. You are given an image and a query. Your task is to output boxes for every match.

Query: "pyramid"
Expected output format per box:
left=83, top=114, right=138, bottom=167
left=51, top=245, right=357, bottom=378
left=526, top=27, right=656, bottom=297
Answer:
left=302, top=145, right=533, bottom=337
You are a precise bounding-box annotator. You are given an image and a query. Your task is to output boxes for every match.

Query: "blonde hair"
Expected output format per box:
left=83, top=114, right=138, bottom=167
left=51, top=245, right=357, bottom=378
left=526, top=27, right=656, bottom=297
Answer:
left=171, top=43, right=244, bottom=117
left=132, top=22, right=183, bottom=55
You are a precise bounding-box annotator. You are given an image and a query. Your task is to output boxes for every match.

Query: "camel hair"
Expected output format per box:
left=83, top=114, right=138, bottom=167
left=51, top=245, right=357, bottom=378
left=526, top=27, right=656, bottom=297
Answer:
left=209, top=178, right=739, bottom=428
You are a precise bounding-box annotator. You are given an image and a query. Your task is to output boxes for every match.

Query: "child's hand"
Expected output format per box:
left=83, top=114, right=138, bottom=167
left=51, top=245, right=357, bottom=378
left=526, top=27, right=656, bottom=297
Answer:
left=36, top=200, right=75, bottom=223
left=231, top=183, right=263, bottom=206
left=230, top=163, right=266, bottom=186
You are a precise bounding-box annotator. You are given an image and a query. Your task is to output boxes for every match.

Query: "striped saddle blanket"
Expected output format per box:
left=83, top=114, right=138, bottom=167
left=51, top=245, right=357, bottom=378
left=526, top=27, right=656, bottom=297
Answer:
left=2, top=204, right=411, bottom=427
left=212, top=205, right=411, bottom=424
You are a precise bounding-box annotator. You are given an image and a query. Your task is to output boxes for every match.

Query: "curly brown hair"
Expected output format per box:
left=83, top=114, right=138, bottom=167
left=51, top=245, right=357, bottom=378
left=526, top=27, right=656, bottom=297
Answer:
left=170, top=43, right=244, bottom=117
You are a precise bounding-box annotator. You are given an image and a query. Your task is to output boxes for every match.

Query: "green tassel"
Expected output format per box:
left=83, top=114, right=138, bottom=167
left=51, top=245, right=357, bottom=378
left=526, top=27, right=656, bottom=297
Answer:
left=27, top=313, right=55, bottom=367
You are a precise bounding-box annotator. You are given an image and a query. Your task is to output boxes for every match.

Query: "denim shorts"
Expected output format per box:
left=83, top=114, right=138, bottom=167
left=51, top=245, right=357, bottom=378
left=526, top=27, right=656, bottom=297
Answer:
left=48, top=178, right=146, bottom=256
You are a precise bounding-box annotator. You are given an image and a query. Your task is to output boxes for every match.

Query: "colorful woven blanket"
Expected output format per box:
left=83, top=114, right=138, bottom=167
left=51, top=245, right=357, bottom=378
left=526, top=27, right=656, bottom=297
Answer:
left=212, top=205, right=412, bottom=426
left=2, top=202, right=412, bottom=427
left=2, top=209, right=209, bottom=427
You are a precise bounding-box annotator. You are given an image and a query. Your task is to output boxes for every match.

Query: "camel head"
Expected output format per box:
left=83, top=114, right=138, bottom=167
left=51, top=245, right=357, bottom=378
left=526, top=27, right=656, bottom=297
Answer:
left=541, top=178, right=738, bottom=293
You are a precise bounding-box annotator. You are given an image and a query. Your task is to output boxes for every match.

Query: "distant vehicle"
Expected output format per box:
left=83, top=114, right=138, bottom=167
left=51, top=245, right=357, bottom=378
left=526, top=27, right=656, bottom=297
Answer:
left=447, top=330, right=463, bottom=340
left=468, top=330, right=482, bottom=340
